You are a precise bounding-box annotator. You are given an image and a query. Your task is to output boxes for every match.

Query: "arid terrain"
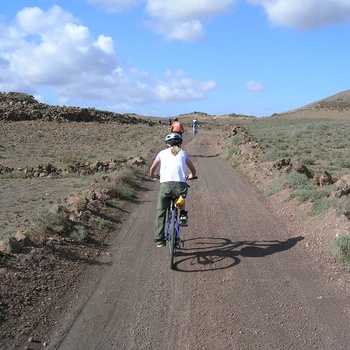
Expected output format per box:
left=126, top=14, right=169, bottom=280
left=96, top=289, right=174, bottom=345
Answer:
left=1, top=92, right=350, bottom=349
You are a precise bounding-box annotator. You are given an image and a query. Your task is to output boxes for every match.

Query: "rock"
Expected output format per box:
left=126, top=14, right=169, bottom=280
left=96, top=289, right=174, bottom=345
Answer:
left=9, top=237, right=22, bottom=254
left=331, top=176, right=350, bottom=198
left=295, top=163, right=313, bottom=178
left=273, top=158, right=291, bottom=170
left=0, top=240, right=10, bottom=254
left=128, top=156, right=145, bottom=166
left=66, top=195, right=88, bottom=213
left=15, top=230, right=32, bottom=247
left=50, top=204, right=70, bottom=216
left=313, top=171, right=332, bottom=187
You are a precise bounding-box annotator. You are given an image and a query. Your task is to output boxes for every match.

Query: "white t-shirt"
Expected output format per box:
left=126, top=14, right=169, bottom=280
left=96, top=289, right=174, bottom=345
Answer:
left=156, top=147, right=189, bottom=183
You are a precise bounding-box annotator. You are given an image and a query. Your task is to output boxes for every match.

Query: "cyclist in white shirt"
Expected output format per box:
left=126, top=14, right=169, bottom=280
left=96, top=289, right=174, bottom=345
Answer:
left=150, top=133, right=197, bottom=247
left=192, top=118, right=198, bottom=134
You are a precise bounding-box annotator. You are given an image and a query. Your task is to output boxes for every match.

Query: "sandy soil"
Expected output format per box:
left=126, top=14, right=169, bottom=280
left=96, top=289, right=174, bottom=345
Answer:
left=1, top=128, right=350, bottom=349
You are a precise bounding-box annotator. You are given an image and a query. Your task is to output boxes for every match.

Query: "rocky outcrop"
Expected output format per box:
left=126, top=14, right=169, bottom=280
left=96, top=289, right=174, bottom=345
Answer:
left=0, top=230, right=32, bottom=254
left=313, top=171, right=333, bottom=187
left=0, top=92, right=148, bottom=124
left=0, top=157, right=145, bottom=177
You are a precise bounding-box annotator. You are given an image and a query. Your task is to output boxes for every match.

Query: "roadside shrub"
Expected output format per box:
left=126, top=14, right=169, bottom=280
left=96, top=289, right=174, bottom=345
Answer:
left=335, top=235, right=350, bottom=266
left=308, top=198, right=338, bottom=217
left=69, top=225, right=89, bottom=242
left=89, top=216, right=111, bottom=230
left=98, top=165, right=143, bottom=200
left=28, top=208, right=73, bottom=243
left=288, top=186, right=333, bottom=203
left=2, top=229, right=17, bottom=238
left=265, top=180, right=282, bottom=196
left=302, top=158, right=316, bottom=165
left=336, top=159, right=350, bottom=168
left=0, top=253, right=12, bottom=266
left=227, top=147, right=240, bottom=158
left=1, top=171, right=32, bottom=179
left=281, top=171, right=314, bottom=191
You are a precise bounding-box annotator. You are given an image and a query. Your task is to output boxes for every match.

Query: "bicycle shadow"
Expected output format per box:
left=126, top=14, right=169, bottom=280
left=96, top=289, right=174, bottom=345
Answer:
left=172, top=236, right=304, bottom=272
left=190, top=153, right=221, bottom=158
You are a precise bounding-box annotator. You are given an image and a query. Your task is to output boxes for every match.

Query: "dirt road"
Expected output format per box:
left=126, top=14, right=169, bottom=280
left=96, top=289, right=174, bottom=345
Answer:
left=46, top=131, right=349, bottom=349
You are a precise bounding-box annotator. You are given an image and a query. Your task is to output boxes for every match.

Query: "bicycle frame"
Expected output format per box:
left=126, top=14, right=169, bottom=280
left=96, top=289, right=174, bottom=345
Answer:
left=165, top=198, right=180, bottom=243
left=165, top=198, right=181, bottom=269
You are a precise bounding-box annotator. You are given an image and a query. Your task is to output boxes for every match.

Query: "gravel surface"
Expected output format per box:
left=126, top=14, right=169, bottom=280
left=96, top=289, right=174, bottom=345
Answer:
left=1, top=130, right=350, bottom=350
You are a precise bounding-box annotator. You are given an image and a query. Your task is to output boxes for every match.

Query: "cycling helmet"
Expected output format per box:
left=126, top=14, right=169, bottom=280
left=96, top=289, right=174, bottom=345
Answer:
left=164, top=132, right=183, bottom=146
left=173, top=117, right=178, bottom=121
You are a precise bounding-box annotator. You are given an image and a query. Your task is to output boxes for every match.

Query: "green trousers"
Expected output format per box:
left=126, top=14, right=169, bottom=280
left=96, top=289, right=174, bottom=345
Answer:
left=154, top=182, right=188, bottom=243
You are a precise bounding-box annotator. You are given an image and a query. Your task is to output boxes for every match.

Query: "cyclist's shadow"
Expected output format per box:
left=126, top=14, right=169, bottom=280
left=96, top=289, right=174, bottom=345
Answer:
left=173, top=236, right=304, bottom=272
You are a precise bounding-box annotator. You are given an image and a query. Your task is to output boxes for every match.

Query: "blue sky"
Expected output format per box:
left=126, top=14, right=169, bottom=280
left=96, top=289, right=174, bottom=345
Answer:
left=1, top=0, right=350, bottom=117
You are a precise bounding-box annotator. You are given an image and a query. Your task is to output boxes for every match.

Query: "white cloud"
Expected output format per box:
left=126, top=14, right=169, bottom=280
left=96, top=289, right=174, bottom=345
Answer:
left=152, top=20, right=205, bottom=42
left=145, top=0, right=236, bottom=22
left=0, top=5, right=215, bottom=106
left=16, top=5, right=75, bottom=34
left=248, top=0, right=350, bottom=30
left=87, top=0, right=142, bottom=13
left=95, top=35, right=115, bottom=54
left=155, top=70, right=216, bottom=101
left=246, top=80, right=264, bottom=92
left=145, top=0, right=237, bottom=41
left=87, top=0, right=350, bottom=43
left=109, top=103, right=134, bottom=112
left=87, top=0, right=238, bottom=41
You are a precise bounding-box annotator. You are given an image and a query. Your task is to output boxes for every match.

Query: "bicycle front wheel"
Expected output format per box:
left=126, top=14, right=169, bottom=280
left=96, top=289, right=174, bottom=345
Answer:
left=169, top=212, right=176, bottom=269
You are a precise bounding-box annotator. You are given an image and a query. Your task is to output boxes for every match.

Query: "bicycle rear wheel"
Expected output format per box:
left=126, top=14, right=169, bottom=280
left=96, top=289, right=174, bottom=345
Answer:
left=169, top=212, right=176, bottom=269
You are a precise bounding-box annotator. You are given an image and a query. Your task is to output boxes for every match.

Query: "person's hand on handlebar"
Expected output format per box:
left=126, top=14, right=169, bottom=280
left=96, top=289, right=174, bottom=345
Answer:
left=150, top=173, right=160, bottom=181
left=186, top=174, right=197, bottom=180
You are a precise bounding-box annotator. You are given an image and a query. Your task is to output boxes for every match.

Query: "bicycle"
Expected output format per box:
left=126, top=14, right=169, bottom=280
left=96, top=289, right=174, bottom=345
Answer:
left=156, top=175, right=197, bottom=269
left=165, top=196, right=182, bottom=269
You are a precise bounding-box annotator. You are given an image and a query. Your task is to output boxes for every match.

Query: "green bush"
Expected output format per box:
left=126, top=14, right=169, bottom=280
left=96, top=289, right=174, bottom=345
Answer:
left=0, top=253, right=12, bottom=266
left=69, top=225, right=89, bottom=242
left=227, top=147, right=240, bottom=158
left=308, top=198, right=338, bottom=217
left=302, top=158, right=316, bottom=165
left=336, top=159, right=350, bottom=168
left=89, top=216, right=111, bottom=230
left=281, top=171, right=314, bottom=191
left=232, top=136, right=241, bottom=145
left=265, top=181, right=282, bottom=196
left=288, top=186, right=333, bottom=203
left=1, top=171, right=32, bottom=179
left=29, top=208, right=73, bottom=242
left=335, top=235, right=350, bottom=266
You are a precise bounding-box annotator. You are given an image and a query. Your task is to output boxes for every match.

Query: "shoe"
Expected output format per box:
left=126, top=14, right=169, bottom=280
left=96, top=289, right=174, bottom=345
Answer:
left=179, top=210, right=188, bottom=226
left=156, top=242, right=165, bottom=248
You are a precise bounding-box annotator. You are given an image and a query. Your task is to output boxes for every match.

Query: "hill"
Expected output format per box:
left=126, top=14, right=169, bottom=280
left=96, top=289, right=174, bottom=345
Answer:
left=300, top=89, right=350, bottom=110
left=0, top=91, right=148, bottom=124
left=272, top=89, right=350, bottom=119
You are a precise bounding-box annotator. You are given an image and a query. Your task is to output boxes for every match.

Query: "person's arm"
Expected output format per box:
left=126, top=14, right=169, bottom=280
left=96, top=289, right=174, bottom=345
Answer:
left=186, top=158, right=196, bottom=179
left=150, top=159, right=160, bottom=178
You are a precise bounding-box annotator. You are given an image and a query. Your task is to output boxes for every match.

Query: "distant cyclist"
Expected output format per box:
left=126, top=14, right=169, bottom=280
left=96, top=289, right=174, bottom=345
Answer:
left=170, top=117, right=184, bottom=136
left=192, top=118, right=198, bottom=135
left=150, top=133, right=197, bottom=247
